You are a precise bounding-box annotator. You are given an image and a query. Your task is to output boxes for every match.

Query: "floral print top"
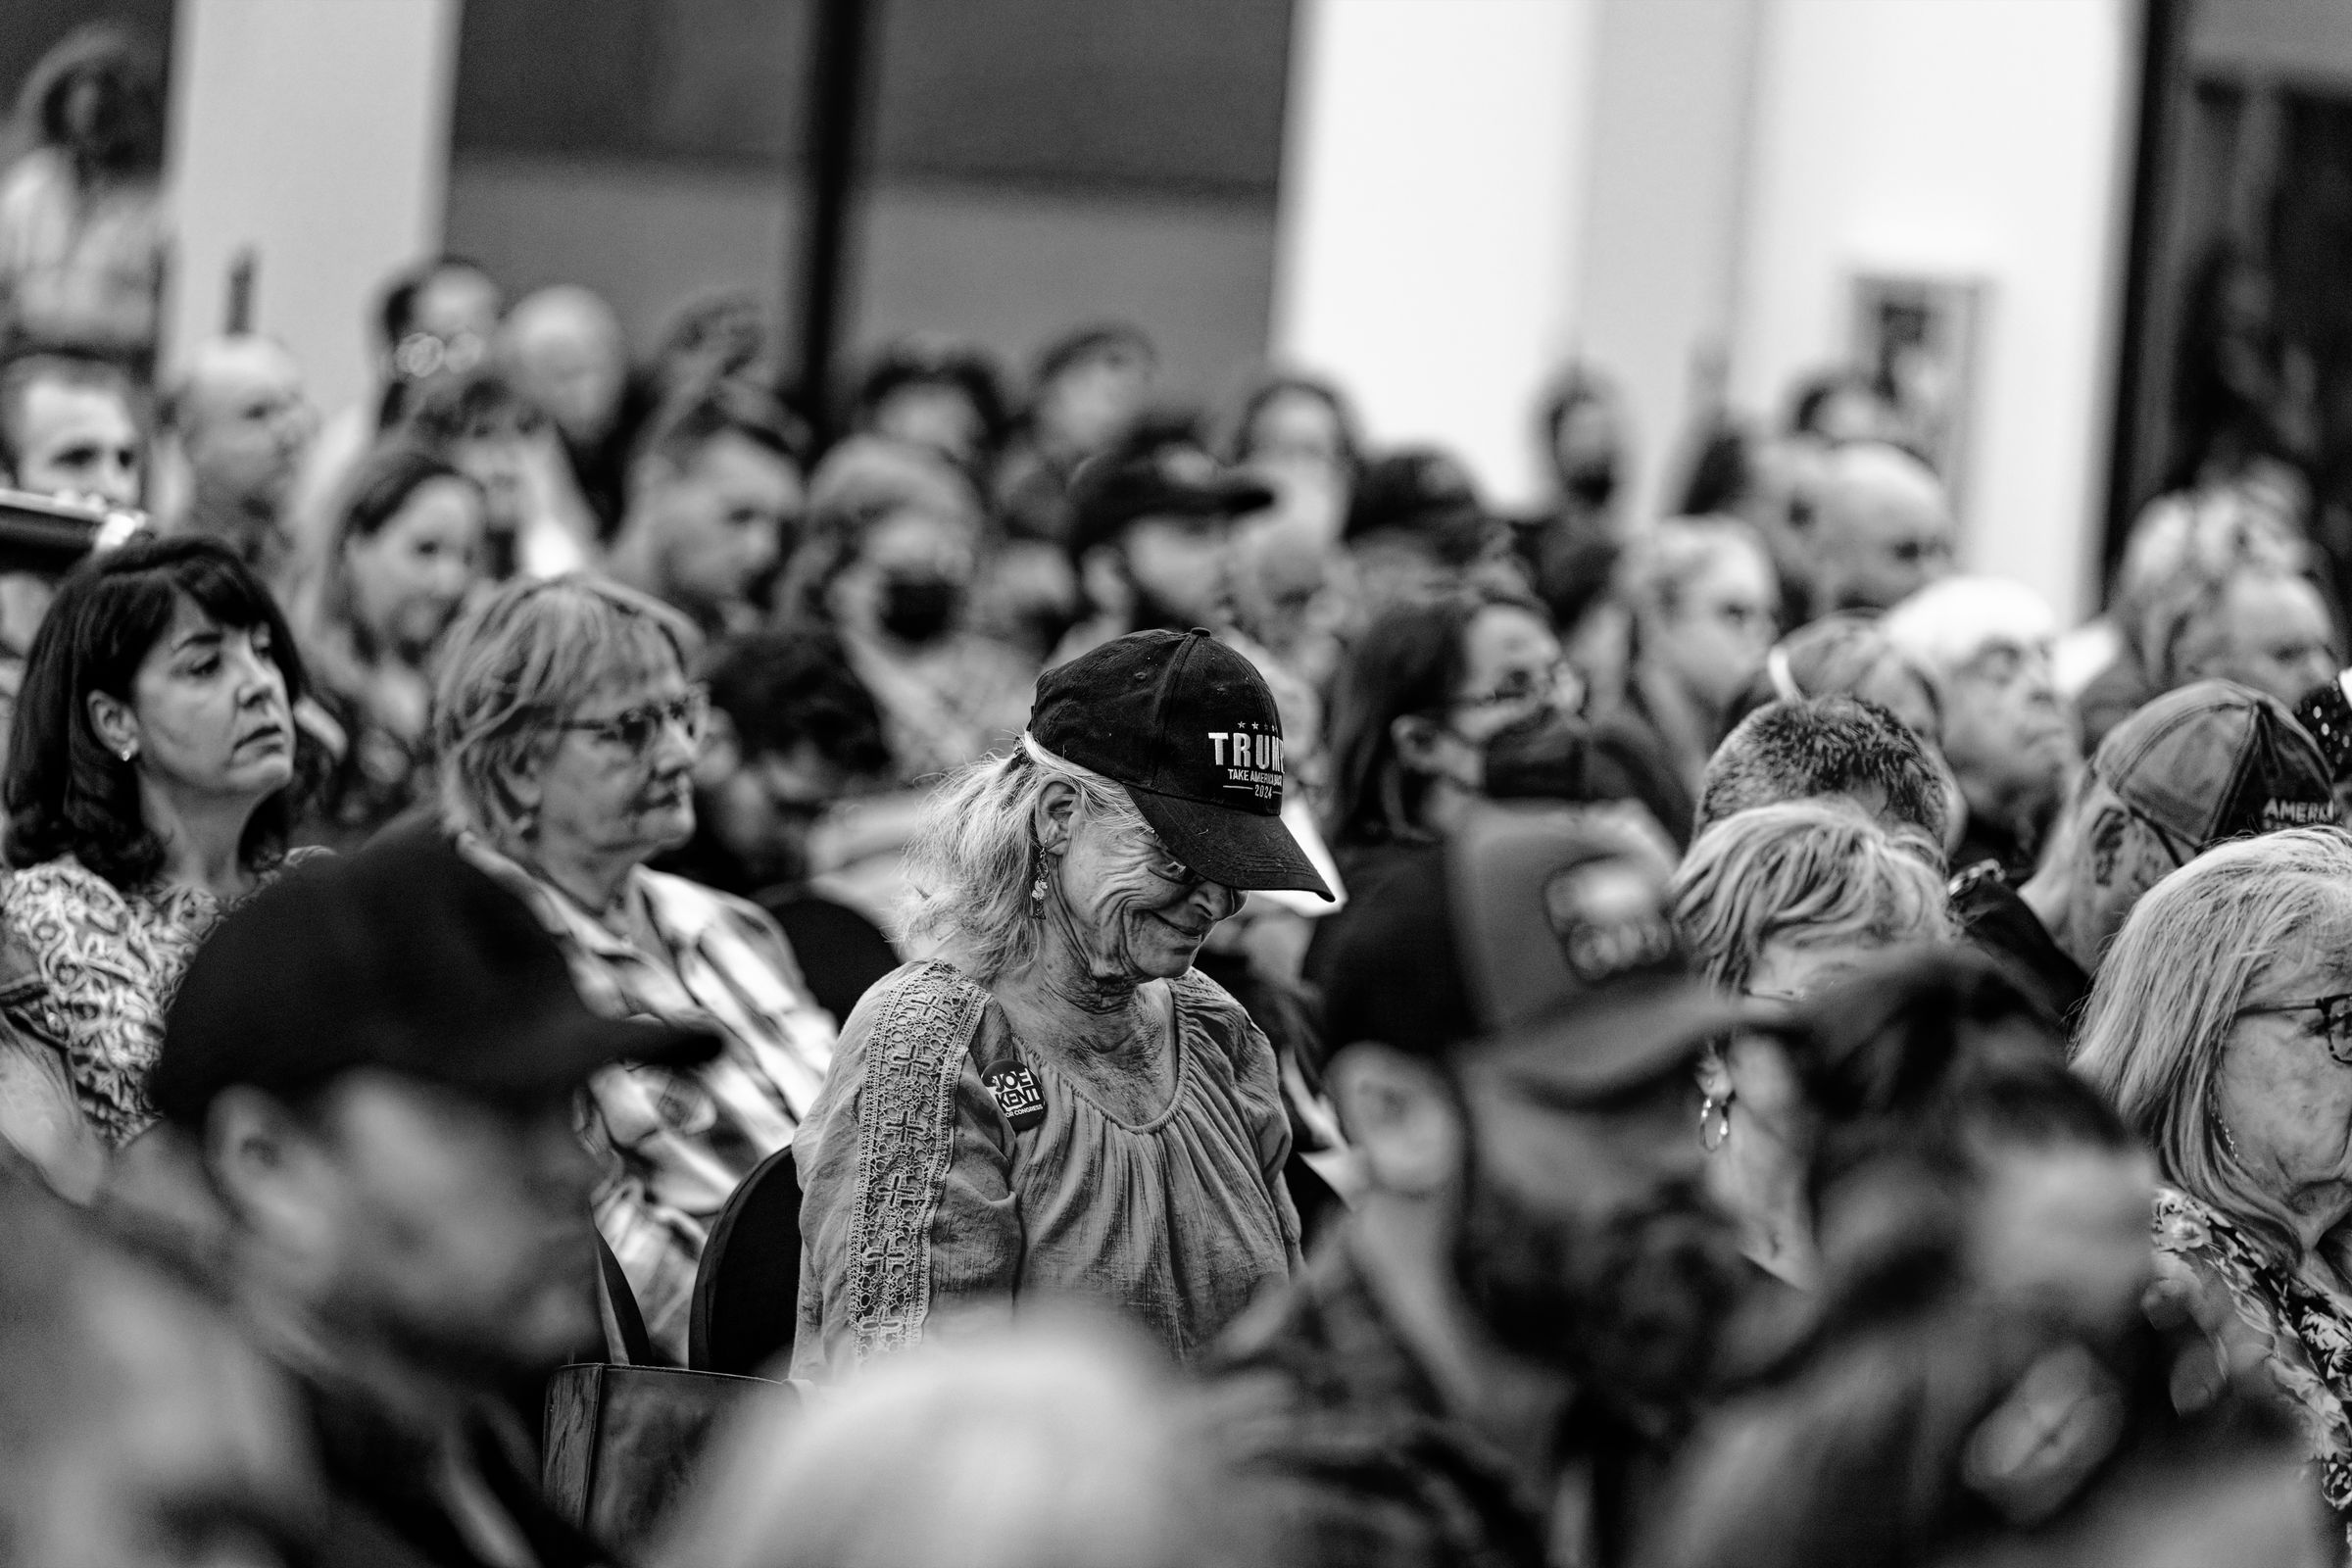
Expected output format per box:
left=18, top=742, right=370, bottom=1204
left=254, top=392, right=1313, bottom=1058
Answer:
left=2152, top=1184, right=2352, bottom=1529
left=0, top=853, right=318, bottom=1147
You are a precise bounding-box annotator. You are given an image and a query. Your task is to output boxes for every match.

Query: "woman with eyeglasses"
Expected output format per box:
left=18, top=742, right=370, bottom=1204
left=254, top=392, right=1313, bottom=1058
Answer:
left=427, top=573, right=838, bottom=1360
left=1613, top=514, right=1781, bottom=839
left=1670, top=799, right=1956, bottom=1290
left=793, top=630, right=1330, bottom=1378
left=295, top=445, right=487, bottom=850
left=1, top=537, right=317, bottom=1155
left=2078, top=827, right=2352, bottom=1537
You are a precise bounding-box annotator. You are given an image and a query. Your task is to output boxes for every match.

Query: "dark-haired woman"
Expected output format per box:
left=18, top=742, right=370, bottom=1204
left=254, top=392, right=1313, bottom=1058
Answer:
left=1, top=536, right=315, bottom=1147
left=297, top=445, right=486, bottom=847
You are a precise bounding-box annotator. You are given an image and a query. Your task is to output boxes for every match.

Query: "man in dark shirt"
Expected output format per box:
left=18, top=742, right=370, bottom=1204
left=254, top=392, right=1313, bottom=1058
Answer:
left=1213, top=804, right=1748, bottom=1568
left=149, top=828, right=718, bottom=1568
left=1957, top=679, right=2335, bottom=1028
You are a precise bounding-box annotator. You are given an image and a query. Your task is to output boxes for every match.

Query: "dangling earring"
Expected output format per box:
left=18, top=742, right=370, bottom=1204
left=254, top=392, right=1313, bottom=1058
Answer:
left=1698, top=1093, right=1732, bottom=1152
left=1029, top=846, right=1049, bottom=918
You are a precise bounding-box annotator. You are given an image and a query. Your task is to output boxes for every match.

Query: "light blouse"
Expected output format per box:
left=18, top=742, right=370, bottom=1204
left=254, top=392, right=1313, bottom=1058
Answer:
left=794, top=960, right=1301, bottom=1380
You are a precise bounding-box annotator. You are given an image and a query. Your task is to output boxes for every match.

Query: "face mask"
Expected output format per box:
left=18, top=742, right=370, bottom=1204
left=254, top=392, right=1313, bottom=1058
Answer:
left=876, top=570, right=963, bottom=646
left=1564, top=461, right=1619, bottom=510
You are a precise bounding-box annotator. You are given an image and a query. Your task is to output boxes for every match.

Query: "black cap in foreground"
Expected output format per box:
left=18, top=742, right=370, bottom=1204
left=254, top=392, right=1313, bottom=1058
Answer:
left=1031, top=628, right=1331, bottom=899
left=151, top=824, right=716, bottom=1127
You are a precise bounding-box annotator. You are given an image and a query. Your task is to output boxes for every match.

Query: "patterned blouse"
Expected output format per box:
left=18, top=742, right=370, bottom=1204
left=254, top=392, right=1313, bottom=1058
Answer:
left=2152, top=1184, right=2352, bottom=1532
left=1, top=852, right=315, bottom=1148
left=455, top=833, right=838, bottom=1362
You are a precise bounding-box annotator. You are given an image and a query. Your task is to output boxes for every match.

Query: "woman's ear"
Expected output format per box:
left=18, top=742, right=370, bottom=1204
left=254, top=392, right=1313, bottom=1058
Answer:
left=1031, top=778, right=1079, bottom=857
left=85, top=690, right=136, bottom=760
left=1329, top=1044, right=1462, bottom=1199
left=1391, top=712, right=1451, bottom=776
left=1695, top=1042, right=1735, bottom=1102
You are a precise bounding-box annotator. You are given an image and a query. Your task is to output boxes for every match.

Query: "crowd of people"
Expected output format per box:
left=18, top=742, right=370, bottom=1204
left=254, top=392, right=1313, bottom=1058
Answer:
left=12, top=21, right=2352, bottom=1568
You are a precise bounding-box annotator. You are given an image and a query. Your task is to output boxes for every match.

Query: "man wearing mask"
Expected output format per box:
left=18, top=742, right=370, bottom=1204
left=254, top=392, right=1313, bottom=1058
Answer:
left=608, top=380, right=808, bottom=637
left=1212, top=806, right=1748, bottom=1568
left=149, top=827, right=717, bottom=1568
left=162, top=334, right=313, bottom=593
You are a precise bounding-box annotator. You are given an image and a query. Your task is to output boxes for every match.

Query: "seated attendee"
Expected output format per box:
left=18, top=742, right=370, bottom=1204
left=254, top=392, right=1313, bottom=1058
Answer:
left=160, top=334, right=314, bottom=594
left=1805, top=441, right=1955, bottom=616
left=1696, top=696, right=1952, bottom=848
left=1, top=538, right=313, bottom=1150
left=794, top=631, right=1329, bottom=1377
left=500, top=283, right=633, bottom=539
left=1672, top=800, right=1955, bottom=1290
left=2077, top=482, right=2305, bottom=751
left=1883, top=574, right=2076, bottom=886
left=849, top=335, right=1010, bottom=484
left=1649, top=956, right=2305, bottom=1568
left=798, top=489, right=1034, bottom=782
left=0, top=349, right=143, bottom=509
left=608, top=380, right=809, bottom=637
left=431, top=575, right=838, bottom=1357
left=1221, top=368, right=1361, bottom=540
left=2075, top=827, right=2352, bottom=1544
left=995, top=321, right=1156, bottom=546
left=296, top=446, right=487, bottom=848
left=1308, top=587, right=1672, bottom=1059
left=1053, top=421, right=1274, bottom=663
left=151, top=827, right=716, bottom=1567
left=1614, top=514, right=1781, bottom=816
left=289, top=255, right=503, bottom=564
left=0, top=1162, right=318, bottom=1568
left=662, top=627, right=899, bottom=1022
left=2168, top=563, right=2338, bottom=711
left=1963, top=679, right=2335, bottom=1029
left=1210, top=810, right=1747, bottom=1568
left=399, top=362, right=597, bottom=580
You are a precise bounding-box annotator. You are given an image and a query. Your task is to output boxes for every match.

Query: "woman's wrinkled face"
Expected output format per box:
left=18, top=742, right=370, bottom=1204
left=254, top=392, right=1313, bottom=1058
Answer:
left=346, top=477, right=486, bottom=659
left=102, top=595, right=294, bottom=807
left=522, top=662, right=701, bottom=868
left=2216, top=939, right=2352, bottom=1243
left=1050, top=802, right=1242, bottom=983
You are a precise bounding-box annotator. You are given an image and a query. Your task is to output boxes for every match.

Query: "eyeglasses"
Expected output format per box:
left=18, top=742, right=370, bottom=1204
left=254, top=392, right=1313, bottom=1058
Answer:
left=2237, top=993, right=2352, bottom=1065
left=557, top=686, right=710, bottom=758
left=1451, top=659, right=1577, bottom=712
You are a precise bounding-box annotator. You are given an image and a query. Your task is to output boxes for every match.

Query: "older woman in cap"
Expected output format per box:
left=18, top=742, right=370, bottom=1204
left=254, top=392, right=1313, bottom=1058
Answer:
left=2078, top=828, right=2352, bottom=1535
left=430, top=574, right=837, bottom=1359
left=794, top=628, right=1330, bottom=1376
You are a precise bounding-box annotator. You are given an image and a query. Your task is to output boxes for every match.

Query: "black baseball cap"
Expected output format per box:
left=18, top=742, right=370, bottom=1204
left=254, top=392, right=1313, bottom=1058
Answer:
left=1066, top=436, right=1275, bottom=564
left=151, top=824, right=717, bottom=1127
left=1030, top=628, right=1331, bottom=898
left=1449, top=801, right=1754, bottom=1102
left=2091, top=679, right=2338, bottom=852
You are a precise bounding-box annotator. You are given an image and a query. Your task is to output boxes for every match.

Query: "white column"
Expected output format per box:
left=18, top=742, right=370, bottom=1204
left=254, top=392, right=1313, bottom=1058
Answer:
left=1270, top=0, right=1601, bottom=509
left=165, top=0, right=462, bottom=416
left=1730, top=0, right=2134, bottom=619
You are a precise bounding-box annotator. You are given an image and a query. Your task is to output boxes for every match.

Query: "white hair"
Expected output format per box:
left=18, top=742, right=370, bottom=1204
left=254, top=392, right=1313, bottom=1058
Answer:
left=1880, top=574, right=2058, bottom=677
left=899, top=734, right=1147, bottom=980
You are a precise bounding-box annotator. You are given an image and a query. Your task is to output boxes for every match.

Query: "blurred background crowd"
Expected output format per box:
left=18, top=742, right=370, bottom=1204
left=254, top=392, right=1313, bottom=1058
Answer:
left=10, top=3, right=2352, bottom=1568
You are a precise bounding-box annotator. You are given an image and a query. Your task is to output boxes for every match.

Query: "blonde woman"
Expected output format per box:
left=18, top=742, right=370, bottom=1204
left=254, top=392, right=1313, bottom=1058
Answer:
left=793, top=629, right=1329, bottom=1378
left=2077, top=827, right=2352, bottom=1533
left=1671, top=800, right=1955, bottom=1288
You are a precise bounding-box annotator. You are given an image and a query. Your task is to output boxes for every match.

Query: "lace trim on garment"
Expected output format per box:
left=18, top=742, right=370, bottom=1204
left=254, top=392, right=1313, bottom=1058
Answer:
left=845, top=959, right=989, bottom=1365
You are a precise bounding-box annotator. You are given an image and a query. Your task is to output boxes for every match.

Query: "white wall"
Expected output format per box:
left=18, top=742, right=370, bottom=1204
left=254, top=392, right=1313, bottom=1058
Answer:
left=1271, top=0, right=1600, bottom=508
left=166, top=0, right=460, bottom=416
left=1731, top=0, right=2135, bottom=618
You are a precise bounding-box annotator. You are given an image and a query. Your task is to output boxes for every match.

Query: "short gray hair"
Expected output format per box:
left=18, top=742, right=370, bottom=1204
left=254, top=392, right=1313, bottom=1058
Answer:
left=430, top=574, right=698, bottom=842
left=1671, top=798, right=1953, bottom=995
left=901, top=735, right=1146, bottom=981
left=2076, top=827, right=2352, bottom=1266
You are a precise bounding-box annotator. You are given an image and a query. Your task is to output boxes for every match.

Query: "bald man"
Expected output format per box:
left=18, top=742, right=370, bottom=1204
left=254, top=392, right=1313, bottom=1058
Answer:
left=504, top=284, right=632, bottom=536
left=1807, top=441, right=1956, bottom=614
left=165, top=335, right=314, bottom=591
